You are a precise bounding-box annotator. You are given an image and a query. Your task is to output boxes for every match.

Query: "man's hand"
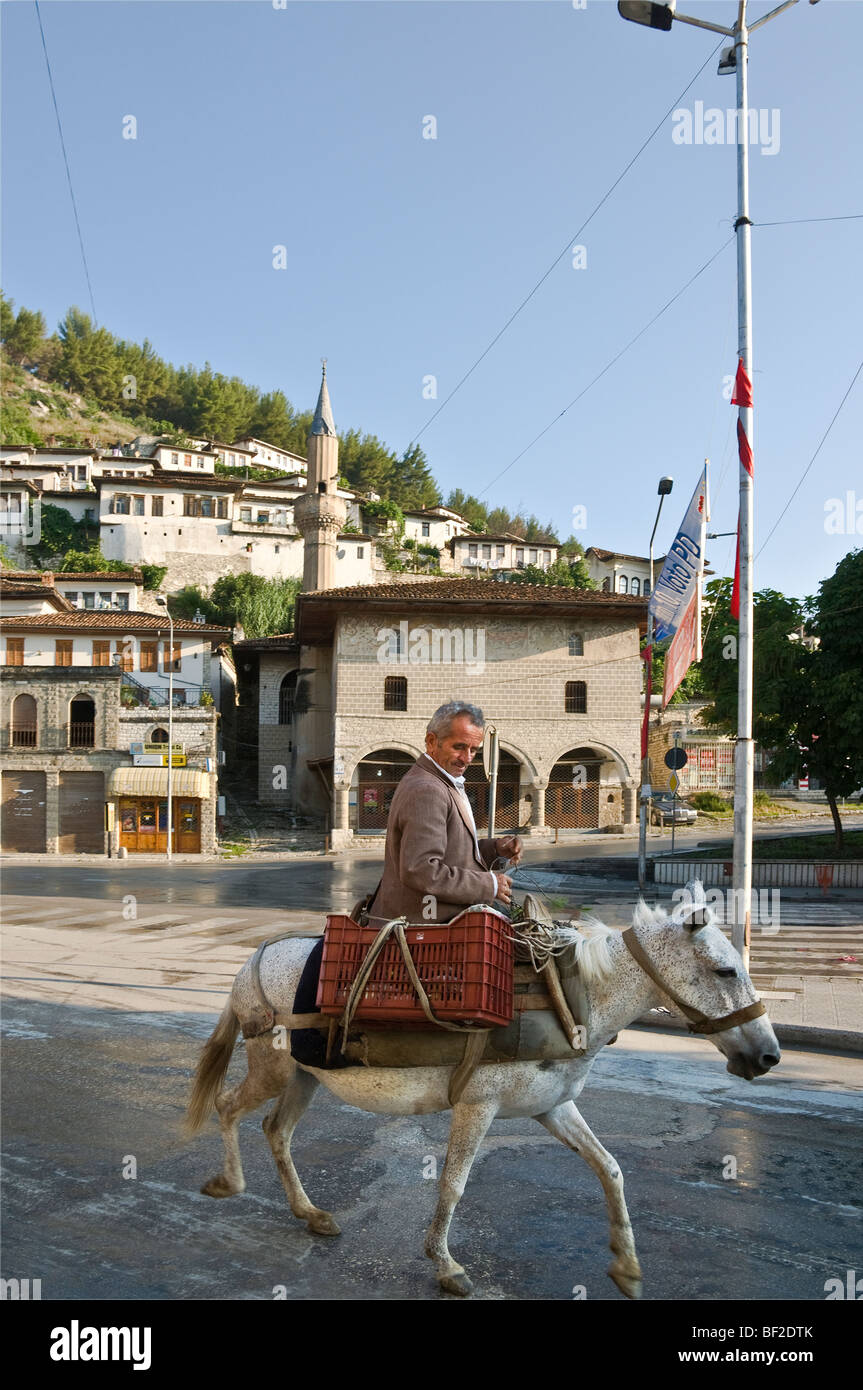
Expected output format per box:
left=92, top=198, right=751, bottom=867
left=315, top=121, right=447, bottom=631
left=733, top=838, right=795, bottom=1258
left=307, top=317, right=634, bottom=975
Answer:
left=496, top=835, right=523, bottom=866
left=496, top=873, right=514, bottom=906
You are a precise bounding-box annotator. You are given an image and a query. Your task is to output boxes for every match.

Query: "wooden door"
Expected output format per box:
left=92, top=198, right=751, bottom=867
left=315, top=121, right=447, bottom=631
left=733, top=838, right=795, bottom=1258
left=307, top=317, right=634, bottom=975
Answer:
left=58, top=772, right=104, bottom=853
left=1, top=772, right=47, bottom=852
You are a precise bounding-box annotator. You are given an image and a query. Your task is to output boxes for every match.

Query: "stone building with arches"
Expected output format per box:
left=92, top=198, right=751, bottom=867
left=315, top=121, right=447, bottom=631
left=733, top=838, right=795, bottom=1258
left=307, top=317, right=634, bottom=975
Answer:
left=236, top=365, right=648, bottom=845
left=242, top=577, right=647, bottom=846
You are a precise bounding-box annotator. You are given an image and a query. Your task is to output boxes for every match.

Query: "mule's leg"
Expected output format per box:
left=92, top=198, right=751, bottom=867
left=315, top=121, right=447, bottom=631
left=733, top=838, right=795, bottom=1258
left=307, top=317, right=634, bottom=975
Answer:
left=537, top=1100, right=642, bottom=1300
left=424, top=1100, right=496, bottom=1297
left=262, top=1066, right=340, bottom=1237
left=539, top=1100, right=639, bottom=1295
left=200, top=1042, right=284, bottom=1198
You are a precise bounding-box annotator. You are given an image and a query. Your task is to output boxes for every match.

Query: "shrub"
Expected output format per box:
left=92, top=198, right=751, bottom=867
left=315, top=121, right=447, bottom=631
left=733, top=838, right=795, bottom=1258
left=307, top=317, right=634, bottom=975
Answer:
left=687, top=791, right=731, bottom=813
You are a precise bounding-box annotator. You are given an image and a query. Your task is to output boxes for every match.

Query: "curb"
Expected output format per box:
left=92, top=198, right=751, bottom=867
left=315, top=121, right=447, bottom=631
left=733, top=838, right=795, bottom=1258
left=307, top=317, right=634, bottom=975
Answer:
left=632, top=1011, right=863, bottom=1054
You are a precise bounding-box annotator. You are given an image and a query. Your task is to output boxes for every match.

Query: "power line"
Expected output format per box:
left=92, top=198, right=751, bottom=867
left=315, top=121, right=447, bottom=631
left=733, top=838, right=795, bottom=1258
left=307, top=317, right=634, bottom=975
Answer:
left=407, top=39, right=725, bottom=449
left=756, top=359, right=863, bottom=559
left=479, top=235, right=734, bottom=497
left=34, top=0, right=97, bottom=324
left=754, top=214, right=863, bottom=228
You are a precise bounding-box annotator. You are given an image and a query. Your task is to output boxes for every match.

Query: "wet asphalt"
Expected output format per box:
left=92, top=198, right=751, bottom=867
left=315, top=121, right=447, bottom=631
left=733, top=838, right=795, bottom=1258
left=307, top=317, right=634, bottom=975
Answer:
left=2, top=995, right=861, bottom=1305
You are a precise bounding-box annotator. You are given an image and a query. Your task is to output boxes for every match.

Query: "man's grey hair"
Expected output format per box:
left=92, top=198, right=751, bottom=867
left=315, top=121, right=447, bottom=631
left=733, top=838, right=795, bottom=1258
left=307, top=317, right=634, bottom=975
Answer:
left=427, top=701, right=485, bottom=738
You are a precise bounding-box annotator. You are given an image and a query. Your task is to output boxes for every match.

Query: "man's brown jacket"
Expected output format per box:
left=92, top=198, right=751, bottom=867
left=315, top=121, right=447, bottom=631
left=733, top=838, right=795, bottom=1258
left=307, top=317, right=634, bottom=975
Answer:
left=368, top=753, right=499, bottom=924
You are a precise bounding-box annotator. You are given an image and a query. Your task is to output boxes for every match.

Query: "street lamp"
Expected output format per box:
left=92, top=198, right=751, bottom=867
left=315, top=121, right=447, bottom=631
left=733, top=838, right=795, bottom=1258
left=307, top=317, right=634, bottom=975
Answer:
left=638, top=475, right=673, bottom=891
left=618, top=0, right=814, bottom=963
left=154, top=595, right=174, bottom=862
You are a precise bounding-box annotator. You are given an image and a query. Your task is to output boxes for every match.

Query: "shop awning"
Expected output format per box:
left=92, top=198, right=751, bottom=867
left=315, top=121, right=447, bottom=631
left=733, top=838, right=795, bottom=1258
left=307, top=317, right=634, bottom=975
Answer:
left=109, top=767, right=211, bottom=799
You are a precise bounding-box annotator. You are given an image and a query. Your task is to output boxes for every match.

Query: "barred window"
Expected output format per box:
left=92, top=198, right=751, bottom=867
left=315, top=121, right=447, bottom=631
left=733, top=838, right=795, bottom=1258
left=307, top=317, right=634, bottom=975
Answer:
left=279, top=672, right=297, bottom=725
left=384, top=676, right=407, bottom=711
left=565, top=681, right=587, bottom=714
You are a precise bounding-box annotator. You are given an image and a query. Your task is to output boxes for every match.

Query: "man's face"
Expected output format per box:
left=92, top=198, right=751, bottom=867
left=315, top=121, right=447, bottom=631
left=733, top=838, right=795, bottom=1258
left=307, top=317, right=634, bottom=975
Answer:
left=425, top=715, right=484, bottom=778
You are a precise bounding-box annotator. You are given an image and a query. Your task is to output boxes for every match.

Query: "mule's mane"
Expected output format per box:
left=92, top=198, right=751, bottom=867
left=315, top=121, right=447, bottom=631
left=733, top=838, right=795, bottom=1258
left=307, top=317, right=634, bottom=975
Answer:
left=552, top=917, right=617, bottom=985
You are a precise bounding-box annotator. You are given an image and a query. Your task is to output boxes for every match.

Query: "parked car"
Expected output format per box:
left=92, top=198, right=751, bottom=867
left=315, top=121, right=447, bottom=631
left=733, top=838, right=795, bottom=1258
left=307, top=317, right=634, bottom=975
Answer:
left=650, top=793, right=698, bottom=827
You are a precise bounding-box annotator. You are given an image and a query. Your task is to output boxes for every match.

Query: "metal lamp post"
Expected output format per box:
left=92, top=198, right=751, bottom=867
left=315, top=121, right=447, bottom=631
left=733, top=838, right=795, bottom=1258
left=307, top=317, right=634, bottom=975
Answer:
left=155, top=596, right=174, bottom=862
left=618, top=0, right=813, bottom=962
left=638, top=475, right=673, bottom=892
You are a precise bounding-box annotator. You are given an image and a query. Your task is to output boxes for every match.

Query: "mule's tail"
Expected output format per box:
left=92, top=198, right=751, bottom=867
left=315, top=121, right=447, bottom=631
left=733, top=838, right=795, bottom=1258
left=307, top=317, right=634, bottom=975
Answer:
left=185, top=999, right=241, bottom=1136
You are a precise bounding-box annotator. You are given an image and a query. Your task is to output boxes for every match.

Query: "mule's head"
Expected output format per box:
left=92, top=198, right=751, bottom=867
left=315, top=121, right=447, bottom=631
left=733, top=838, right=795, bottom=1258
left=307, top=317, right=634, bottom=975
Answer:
left=633, top=880, right=781, bottom=1081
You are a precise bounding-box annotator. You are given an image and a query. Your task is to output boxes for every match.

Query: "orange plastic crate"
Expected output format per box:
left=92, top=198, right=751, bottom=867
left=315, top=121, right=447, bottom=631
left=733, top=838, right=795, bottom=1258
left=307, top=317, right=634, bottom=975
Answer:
left=316, top=909, right=513, bottom=1028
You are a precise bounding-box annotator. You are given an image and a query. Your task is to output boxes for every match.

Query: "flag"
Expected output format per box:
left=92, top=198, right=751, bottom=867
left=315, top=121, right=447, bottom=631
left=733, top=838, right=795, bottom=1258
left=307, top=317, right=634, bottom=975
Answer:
left=730, top=514, right=741, bottom=620
left=648, top=465, right=709, bottom=643
left=731, top=357, right=753, bottom=408
left=663, top=582, right=701, bottom=706
left=641, top=643, right=653, bottom=759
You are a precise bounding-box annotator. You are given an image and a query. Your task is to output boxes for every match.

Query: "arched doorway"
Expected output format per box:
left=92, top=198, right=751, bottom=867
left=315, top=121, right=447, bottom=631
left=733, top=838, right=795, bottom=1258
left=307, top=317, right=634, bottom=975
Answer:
left=546, top=747, right=601, bottom=828
left=354, top=749, right=415, bottom=831
left=464, top=750, right=521, bottom=831
left=69, top=696, right=95, bottom=748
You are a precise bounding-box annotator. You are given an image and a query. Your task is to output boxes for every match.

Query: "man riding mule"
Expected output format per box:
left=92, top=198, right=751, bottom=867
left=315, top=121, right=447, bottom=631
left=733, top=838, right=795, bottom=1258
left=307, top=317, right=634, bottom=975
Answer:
left=186, top=878, right=780, bottom=1299
left=368, top=700, right=522, bottom=925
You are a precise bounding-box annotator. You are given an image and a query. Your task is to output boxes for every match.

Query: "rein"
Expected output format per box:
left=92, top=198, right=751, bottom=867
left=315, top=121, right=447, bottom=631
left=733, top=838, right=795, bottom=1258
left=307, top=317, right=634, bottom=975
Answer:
left=621, top=924, right=766, bottom=1036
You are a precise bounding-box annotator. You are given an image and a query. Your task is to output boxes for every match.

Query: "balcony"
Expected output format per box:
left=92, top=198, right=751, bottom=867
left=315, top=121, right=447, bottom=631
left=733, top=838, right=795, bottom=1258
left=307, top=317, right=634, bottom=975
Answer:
left=10, top=726, right=37, bottom=747
left=121, top=674, right=208, bottom=709
left=69, top=722, right=95, bottom=748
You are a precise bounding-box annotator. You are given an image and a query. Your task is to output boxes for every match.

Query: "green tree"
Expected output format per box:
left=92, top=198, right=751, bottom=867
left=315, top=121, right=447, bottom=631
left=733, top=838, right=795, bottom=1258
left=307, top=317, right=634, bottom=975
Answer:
left=208, top=572, right=302, bottom=639
left=2, top=304, right=47, bottom=366
left=446, top=489, right=488, bottom=533
left=57, top=307, right=123, bottom=405
left=390, top=443, right=441, bottom=511
left=249, top=390, right=300, bottom=452
left=31, top=505, right=93, bottom=564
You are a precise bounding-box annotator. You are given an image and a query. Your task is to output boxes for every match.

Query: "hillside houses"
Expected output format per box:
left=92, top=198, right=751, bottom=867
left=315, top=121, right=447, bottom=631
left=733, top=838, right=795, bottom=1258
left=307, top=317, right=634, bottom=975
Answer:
left=1, top=435, right=563, bottom=592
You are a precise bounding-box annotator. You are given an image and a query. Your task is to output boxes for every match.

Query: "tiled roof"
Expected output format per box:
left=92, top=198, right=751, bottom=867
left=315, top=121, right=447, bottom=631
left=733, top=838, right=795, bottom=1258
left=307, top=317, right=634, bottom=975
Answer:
left=1, top=609, right=231, bottom=635
left=4, top=569, right=144, bottom=583
left=586, top=547, right=667, bottom=566
left=0, top=581, right=74, bottom=611
left=234, top=632, right=297, bottom=651
left=302, top=577, right=645, bottom=605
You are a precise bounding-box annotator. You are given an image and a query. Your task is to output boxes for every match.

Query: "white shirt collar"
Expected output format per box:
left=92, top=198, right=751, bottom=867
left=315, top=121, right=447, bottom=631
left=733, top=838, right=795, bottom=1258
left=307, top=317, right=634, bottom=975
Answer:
left=422, top=752, right=466, bottom=788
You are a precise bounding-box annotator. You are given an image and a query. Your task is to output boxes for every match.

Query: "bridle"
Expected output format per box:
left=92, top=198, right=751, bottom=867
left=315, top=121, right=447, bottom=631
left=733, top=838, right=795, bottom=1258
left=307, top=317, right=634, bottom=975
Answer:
left=621, top=911, right=766, bottom=1037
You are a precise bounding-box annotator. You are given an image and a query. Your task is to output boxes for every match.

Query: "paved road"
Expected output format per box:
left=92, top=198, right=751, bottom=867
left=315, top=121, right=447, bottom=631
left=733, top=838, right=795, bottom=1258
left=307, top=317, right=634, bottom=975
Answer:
left=2, top=995, right=860, bottom=1302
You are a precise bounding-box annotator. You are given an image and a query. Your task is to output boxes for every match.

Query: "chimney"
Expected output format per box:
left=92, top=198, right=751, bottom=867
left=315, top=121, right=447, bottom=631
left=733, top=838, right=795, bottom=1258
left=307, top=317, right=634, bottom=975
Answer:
left=41, top=571, right=54, bottom=586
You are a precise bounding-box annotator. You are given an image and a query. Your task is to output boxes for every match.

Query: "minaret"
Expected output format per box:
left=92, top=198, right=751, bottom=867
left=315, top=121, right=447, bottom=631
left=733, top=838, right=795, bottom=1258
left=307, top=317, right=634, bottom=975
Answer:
left=294, top=360, right=347, bottom=592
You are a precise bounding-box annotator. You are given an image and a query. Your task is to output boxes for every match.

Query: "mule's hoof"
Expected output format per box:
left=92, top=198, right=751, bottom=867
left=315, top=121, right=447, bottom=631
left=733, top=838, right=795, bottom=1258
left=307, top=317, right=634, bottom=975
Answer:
left=306, top=1211, right=341, bottom=1237
left=200, top=1175, right=242, bottom=1198
left=439, top=1272, right=473, bottom=1297
left=609, top=1268, right=642, bottom=1300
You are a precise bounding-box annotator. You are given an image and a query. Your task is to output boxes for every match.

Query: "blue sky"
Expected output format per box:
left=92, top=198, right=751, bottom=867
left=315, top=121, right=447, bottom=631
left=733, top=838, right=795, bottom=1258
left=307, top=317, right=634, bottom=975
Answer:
left=2, top=0, right=861, bottom=600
